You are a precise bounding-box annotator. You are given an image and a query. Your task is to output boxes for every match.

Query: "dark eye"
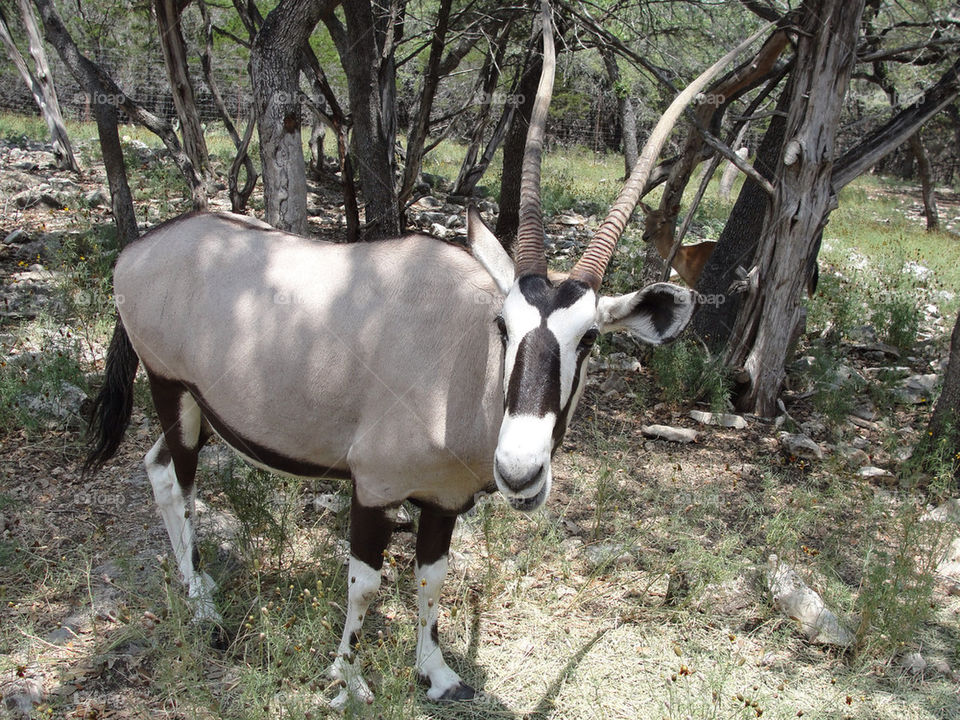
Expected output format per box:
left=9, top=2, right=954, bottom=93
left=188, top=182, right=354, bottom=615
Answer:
left=578, top=329, right=599, bottom=351
left=495, top=316, right=508, bottom=343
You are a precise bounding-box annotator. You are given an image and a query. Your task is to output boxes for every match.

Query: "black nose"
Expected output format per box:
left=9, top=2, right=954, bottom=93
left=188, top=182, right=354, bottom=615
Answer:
left=496, top=461, right=544, bottom=494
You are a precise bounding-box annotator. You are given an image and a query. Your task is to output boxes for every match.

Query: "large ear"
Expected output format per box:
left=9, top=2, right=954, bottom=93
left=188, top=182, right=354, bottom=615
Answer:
left=466, top=206, right=514, bottom=295
left=597, top=282, right=696, bottom=344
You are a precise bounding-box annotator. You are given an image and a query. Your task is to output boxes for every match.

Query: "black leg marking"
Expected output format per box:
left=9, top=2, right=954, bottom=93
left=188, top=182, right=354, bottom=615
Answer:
left=350, top=492, right=395, bottom=571
left=415, top=509, right=457, bottom=568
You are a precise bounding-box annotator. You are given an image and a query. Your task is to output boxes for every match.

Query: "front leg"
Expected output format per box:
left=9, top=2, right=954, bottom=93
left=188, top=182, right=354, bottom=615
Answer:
left=415, top=508, right=475, bottom=701
left=329, top=498, right=394, bottom=710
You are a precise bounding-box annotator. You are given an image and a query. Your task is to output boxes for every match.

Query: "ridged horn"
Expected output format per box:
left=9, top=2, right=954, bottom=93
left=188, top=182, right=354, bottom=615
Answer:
left=514, top=0, right=556, bottom=278
left=568, top=22, right=774, bottom=291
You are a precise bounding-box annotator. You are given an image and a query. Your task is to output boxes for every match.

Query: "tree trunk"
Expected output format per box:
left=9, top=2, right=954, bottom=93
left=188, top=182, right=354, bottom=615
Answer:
left=397, top=0, right=451, bottom=208
left=909, top=130, right=939, bottom=231
left=495, top=41, right=541, bottom=253
left=328, top=0, right=402, bottom=240
left=724, top=0, right=865, bottom=417
left=33, top=0, right=138, bottom=245
left=601, top=47, right=638, bottom=179
left=920, top=307, right=960, bottom=482
left=691, top=81, right=791, bottom=347
left=451, top=22, right=514, bottom=198
left=4, top=0, right=79, bottom=173
left=154, top=0, right=210, bottom=192
left=645, top=28, right=790, bottom=267
left=251, top=0, right=334, bottom=233
left=719, top=147, right=748, bottom=199
left=198, top=0, right=256, bottom=211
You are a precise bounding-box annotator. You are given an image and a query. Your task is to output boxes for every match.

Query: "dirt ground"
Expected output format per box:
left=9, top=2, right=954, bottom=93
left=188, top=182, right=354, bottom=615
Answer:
left=2, top=136, right=960, bottom=719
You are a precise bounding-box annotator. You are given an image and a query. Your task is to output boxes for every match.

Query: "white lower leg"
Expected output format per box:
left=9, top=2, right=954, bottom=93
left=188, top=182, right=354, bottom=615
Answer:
left=146, top=437, right=218, bottom=622
left=329, top=557, right=380, bottom=709
left=415, top=556, right=465, bottom=699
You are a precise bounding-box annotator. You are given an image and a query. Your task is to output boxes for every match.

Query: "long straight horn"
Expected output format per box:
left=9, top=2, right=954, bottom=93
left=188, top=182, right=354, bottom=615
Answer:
left=514, top=0, right=556, bottom=278
left=568, top=23, right=774, bottom=291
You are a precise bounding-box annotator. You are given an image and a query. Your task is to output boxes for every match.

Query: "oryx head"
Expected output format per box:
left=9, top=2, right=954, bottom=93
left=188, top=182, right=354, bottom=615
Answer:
left=468, top=1, right=696, bottom=512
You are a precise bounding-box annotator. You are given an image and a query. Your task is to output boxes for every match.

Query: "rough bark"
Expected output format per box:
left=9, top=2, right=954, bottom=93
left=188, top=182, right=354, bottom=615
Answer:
left=601, top=47, right=638, bottom=179
left=725, top=0, right=866, bottom=417
left=919, top=307, right=960, bottom=482
left=691, top=82, right=790, bottom=347
left=397, top=0, right=452, bottom=207
left=154, top=0, right=210, bottom=188
left=33, top=0, right=138, bottom=245
left=251, top=0, right=336, bottom=233
left=1, top=0, right=79, bottom=173
left=198, top=0, right=256, bottom=212
left=908, top=130, right=939, bottom=231
left=451, top=21, right=515, bottom=198
left=495, top=41, right=541, bottom=253
left=832, top=56, right=960, bottom=190
left=327, top=0, right=402, bottom=240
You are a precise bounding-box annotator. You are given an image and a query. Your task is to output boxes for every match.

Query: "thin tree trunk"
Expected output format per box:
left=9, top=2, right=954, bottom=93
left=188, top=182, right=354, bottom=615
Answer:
left=397, top=0, right=452, bottom=208
left=452, top=22, right=515, bottom=198
left=251, top=0, right=335, bottom=233
left=919, top=307, right=960, bottom=482
left=725, top=0, right=865, bottom=417
left=329, top=0, right=402, bottom=239
left=154, top=0, right=210, bottom=190
left=198, top=0, right=256, bottom=211
left=909, top=130, right=939, bottom=231
left=601, top=47, right=638, bottom=179
left=646, top=28, right=790, bottom=261
left=33, top=0, right=138, bottom=245
left=495, top=38, right=541, bottom=253
left=0, top=0, right=80, bottom=173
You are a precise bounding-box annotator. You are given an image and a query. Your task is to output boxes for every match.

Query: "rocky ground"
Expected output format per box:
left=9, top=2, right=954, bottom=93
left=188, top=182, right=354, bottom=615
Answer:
left=2, top=135, right=960, bottom=718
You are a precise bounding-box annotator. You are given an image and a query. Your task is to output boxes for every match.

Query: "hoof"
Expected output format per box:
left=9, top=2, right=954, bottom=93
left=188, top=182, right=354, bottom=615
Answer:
left=438, top=681, right=476, bottom=702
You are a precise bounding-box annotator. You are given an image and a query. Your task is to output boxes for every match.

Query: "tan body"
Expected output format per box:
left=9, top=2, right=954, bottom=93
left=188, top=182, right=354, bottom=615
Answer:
left=642, top=203, right=715, bottom=287
left=115, top=212, right=504, bottom=511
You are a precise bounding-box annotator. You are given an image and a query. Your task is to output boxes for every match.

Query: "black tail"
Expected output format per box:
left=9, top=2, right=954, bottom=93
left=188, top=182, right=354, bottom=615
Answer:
left=83, top=319, right=140, bottom=474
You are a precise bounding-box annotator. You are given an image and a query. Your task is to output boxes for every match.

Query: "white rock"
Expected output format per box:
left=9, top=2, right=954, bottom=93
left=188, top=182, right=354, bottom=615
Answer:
left=640, top=424, right=698, bottom=443
left=920, top=498, right=960, bottom=524
left=688, top=410, right=748, bottom=429
left=765, top=555, right=854, bottom=646
left=778, top=432, right=823, bottom=461
left=900, top=651, right=927, bottom=675
left=858, top=466, right=895, bottom=482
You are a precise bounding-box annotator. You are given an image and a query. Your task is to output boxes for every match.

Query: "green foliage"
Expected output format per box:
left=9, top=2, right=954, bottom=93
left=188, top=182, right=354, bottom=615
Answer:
left=870, top=286, right=923, bottom=353
left=853, top=504, right=946, bottom=659
left=0, top=321, right=89, bottom=434
left=206, top=459, right=305, bottom=565
left=649, top=338, right=730, bottom=412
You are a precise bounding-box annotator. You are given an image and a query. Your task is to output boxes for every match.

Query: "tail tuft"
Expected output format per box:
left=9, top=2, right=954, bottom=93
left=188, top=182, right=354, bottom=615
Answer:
left=83, top=320, right=140, bottom=474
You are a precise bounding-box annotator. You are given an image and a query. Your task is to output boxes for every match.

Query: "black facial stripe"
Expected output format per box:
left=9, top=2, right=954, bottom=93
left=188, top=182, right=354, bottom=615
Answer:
left=506, top=326, right=561, bottom=417
left=552, top=345, right=591, bottom=452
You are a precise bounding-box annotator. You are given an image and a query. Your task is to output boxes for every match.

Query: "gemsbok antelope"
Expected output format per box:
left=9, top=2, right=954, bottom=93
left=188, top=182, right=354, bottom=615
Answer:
left=84, top=2, right=711, bottom=707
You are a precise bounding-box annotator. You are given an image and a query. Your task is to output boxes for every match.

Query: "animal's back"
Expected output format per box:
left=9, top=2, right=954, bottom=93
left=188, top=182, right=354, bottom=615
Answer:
left=115, top=212, right=504, bottom=507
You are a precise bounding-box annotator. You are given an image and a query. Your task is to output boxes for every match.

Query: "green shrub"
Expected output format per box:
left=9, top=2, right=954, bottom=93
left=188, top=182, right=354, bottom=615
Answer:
left=649, top=338, right=729, bottom=412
